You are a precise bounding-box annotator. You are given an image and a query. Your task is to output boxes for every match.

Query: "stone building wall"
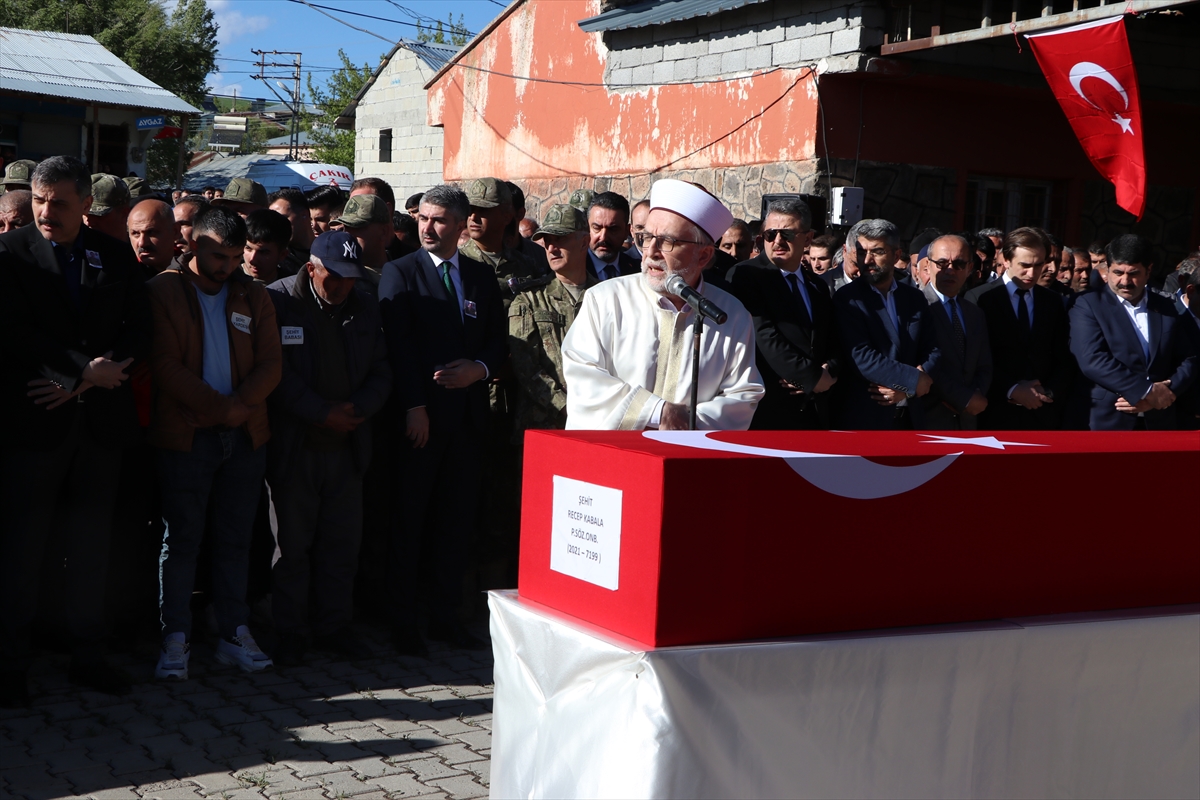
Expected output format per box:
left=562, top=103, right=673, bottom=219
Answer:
left=514, top=154, right=956, bottom=249
left=1080, top=181, right=1195, bottom=272
left=603, top=0, right=886, bottom=85
left=354, top=47, right=444, bottom=201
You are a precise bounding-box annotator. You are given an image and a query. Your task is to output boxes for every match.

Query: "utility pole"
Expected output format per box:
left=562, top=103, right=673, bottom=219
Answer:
left=251, top=49, right=303, bottom=160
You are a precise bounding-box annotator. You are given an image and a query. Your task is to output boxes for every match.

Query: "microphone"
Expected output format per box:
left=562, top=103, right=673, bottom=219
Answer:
left=665, top=274, right=728, bottom=324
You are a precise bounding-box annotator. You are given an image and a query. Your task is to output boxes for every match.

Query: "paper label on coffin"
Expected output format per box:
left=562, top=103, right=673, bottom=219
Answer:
left=550, top=476, right=622, bottom=590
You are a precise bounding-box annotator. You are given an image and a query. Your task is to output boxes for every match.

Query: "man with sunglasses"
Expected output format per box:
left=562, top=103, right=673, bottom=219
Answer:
left=562, top=179, right=763, bottom=430
left=916, top=235, right=992, bottom=430
left=728, top=198, right=839, bottom=429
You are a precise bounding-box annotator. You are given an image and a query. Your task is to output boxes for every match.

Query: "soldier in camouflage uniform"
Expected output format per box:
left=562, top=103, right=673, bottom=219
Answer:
left=0, top=159, right=37, bottom=195
left=458, top=178, right=550, bottom=597
left=459, top=178, right=547, bottom=309
left=508, top=204, right=598, bottom=436
left=568, top=188, right=595, bottom=214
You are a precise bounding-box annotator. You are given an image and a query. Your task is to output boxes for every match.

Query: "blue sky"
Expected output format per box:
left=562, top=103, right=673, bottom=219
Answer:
left=206, top=0, right=505, bottom=102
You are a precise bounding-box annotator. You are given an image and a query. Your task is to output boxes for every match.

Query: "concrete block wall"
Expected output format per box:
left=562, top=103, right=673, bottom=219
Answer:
left=353, top=47, right=445, bottom=199
left=604, top=0, right=886, bottom=88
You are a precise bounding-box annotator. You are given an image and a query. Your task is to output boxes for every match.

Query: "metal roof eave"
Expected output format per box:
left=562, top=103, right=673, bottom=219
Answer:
left=0, top=80, right=200, bottom=115
left=334, top=39, right=458, bottom=128
left=577, top=0, right=769, bottom=33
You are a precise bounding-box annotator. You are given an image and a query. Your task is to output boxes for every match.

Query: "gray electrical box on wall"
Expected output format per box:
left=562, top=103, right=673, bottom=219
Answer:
left=830, top=187, right=864, bottom=227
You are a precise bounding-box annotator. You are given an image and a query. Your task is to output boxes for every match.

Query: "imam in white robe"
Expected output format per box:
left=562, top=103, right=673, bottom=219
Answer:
left=562, top=273, right=764, bottom=430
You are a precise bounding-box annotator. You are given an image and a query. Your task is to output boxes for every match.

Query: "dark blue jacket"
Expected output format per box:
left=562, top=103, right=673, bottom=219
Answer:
left=265, top=274, right=391, bottom=473
left=377, top=248, right=507, bottom=435
left=832, top=275, right=929, bottom=429
left=1068, top=286, right=1198, bottom=430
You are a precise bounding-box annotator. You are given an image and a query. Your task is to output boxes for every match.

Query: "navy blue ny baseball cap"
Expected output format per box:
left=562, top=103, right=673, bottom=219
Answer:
left=311, top=231, right=367, bottom=279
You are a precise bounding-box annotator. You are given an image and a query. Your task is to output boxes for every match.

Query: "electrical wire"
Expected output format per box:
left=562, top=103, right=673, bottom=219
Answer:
left=285, top=0, right=476, bottom=37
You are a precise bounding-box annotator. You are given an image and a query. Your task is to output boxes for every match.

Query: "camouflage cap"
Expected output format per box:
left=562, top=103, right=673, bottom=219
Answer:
left=123, top=175, right=152, bottom=198
left=88, top=174, right=132, bottom=216
left=214, top=177, right=267, bottom=207
left=532, top=204, right=586, bottom=240
left=568, top=188, right=595, bottom=212
left=0, top=159, right=37, bottom=188
left=338, top=193, right=390, bottom=228
left=466, top=177, right=512, bottom=209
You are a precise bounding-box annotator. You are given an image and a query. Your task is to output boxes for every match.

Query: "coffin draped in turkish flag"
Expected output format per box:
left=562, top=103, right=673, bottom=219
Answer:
left=1027, top=16, right=1146, bottom=219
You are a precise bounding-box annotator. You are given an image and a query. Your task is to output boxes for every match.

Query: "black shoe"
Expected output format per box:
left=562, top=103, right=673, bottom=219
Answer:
left=314, top=629, right=373, bottom=660
left=426, top=620, right=487, bottom=651
left=68, top=657, right=132, bottom=696
left=272, top=636, right=309, bottom=667
left=0, top=670, right=30, bottom=709
left=391, top=626, right=429, bottom=658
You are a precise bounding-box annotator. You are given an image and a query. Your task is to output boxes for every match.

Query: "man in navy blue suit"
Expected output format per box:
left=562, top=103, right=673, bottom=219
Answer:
left=378, top=185, right=507, bottom=653
left=832, top=218, right=932, bottom=429
left=1069, top=234, right=1197, bottom=430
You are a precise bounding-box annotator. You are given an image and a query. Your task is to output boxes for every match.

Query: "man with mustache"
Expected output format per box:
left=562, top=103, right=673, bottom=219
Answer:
left=127, top=200, right=180, bottom=277
left=562, top=179, right=764, bottom=430
left=831, top=218, right=933, bottom=430
left=0, top=155, right=149, bottom=707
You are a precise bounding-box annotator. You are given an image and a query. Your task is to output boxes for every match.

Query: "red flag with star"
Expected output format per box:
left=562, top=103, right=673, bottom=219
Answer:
left=1027, top=16, right=1146, bottom=219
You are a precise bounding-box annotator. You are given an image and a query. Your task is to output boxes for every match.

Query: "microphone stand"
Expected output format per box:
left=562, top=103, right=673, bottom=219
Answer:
left=689, top=311, right=703, bottom=430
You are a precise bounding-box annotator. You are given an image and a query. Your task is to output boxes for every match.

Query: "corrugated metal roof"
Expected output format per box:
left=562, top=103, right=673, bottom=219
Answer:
left=0, top=27, right=200, bottom=114
left=403, top=40, right=459, bottom=73
left=578, top=0, right=769, bottom=32
left=334, top=38, right=460, bottom=128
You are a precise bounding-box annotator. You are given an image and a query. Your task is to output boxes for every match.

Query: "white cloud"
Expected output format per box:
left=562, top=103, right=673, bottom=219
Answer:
left=210, top=0, right=271, bottom=48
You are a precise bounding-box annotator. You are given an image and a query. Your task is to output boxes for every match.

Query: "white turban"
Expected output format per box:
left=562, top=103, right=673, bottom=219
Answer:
left=649, top=179, right=733, bottom=243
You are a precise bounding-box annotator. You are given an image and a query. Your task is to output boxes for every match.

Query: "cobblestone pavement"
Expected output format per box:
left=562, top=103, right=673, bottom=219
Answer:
left=0, top=622, right=494, bottom=800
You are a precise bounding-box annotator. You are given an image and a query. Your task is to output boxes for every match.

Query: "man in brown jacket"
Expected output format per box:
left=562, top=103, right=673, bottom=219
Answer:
left=147, top=206, right=281, bottom=680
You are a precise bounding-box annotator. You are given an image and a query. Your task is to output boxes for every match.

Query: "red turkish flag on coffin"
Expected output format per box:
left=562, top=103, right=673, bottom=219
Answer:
left=1027, top=16, right=1146, bottom=218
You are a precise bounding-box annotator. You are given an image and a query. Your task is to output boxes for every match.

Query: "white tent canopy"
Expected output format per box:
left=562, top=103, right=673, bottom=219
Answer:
left=184, top=154, right=353, bottom=193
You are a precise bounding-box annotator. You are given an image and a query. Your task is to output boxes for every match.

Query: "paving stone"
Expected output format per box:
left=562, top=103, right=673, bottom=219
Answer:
left=312, top=769, right=377, bottom=796
left=448, top=731, right=492, bottom=752
left=38, top=700, right=88, bottom=722
left=165, top=752, right=223, bottom=778
left=108, top=749, right=162, bottom=776
left=180, top=692, right=228, bottom=710
left=403, top=758, right=464, bottom=783
left=14, top=783, right=77, bottom=800
left=362, top=770, right=431, bottom=797
left=3, top=764, right=65, bottom=789
left=458, top=760, right=489, bottom=784
left=206, top=706, right=260, bottom=727
left=425, top=774, right=488, bottom=799
left=177, top=720, right=224, bottom=743
left=423, top=744, right=486, bottom=766
left=195, top=735, right=246, bottom=760
left=43, top=745, right=101, bottom=773
left=142, top=733, right=193, bottom=760
left=118, top=717, right=166, bottom=739
left=183, top=769, right=244, bottom=793
left=258, top=710, right=309, bottom=729
left=88, top=786, right=142, bottom=799
left=284, top=761, right=350, bottom=779
left=1, top=743, right=39, bottom=767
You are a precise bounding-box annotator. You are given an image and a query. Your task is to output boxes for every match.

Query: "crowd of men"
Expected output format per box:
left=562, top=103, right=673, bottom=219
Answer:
left=0, top=153, right=1196, bottom=710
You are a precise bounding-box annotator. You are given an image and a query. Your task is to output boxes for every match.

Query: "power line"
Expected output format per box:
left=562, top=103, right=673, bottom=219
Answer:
left=285, top=0, right=475, bottom=36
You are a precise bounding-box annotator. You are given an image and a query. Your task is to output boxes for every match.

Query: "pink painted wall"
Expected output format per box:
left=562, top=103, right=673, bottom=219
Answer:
left=427, top=0, right=819, bottom=181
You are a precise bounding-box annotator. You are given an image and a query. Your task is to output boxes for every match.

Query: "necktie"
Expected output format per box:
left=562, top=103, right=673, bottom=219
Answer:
left=949, top=298, right=965, bottom=355
left=785, top=273, right=812, bottom=328
left=440, top=263, right=458, bottom=308
left=1014, top=288, right=1030, bottom=334
left=601, top=263, right=616, bottom=281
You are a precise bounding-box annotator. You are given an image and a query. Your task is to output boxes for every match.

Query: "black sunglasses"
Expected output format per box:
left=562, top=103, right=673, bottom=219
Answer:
left=762, top=229, right=800, bottom=243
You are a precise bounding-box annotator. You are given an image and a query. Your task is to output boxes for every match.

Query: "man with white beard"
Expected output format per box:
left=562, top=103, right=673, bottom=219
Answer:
left=562, top=179, right=764, bottom=430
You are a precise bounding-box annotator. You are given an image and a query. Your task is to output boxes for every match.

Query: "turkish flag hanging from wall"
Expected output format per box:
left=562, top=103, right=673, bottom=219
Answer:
left=1027, top=16, right=1146, bottom=219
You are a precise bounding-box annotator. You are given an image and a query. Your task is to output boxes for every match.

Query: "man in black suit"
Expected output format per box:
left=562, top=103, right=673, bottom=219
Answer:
left=0, top=156, right=150, bottom=706
left=586, top=191, right=640, bottom=281
left=917, top=235, right=992, bottom=430
left=965, top=227, right=1074, bottom=430
left=820, top=218, right=867, bottom=295
left=378, top=185, right=507, bottom=652
left=729, top=197, right=838, bottom=429
left=831, top=218, right=932, bottom=429
left=1069, top=234, right=1197, bottom=430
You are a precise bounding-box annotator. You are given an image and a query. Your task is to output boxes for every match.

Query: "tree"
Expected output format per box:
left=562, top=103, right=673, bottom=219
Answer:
left=417, top=13, right=469, bottom=46
left=306, top=49, right=374, bottom=171
left=0, top=0, right=218, bottom=185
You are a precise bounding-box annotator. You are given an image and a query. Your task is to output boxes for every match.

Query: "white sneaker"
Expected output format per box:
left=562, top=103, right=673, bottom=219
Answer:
left=156, top=633, right=190, bottom=680
left=216, top=626, right=273, bottom=672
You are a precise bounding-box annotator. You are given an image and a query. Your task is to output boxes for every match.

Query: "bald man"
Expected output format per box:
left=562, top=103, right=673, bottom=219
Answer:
left=127, top=200, right=180, bottom=276
left=0, top=189, right=33, bottom=233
